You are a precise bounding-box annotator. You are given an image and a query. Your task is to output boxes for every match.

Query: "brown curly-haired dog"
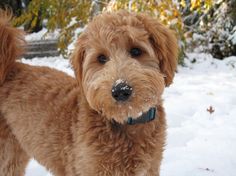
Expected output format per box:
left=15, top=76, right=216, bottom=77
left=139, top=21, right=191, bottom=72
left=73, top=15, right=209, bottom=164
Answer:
left=0, top=10, right=178, bottom=176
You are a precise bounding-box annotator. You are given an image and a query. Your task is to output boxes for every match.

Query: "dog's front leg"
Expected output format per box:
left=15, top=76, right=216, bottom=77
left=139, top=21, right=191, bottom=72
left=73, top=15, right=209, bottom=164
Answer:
left=0, top=117, right=30, bottom=176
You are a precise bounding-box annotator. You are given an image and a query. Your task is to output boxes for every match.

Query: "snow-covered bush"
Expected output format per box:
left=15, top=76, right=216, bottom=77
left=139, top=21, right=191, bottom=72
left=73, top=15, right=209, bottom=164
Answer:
left=182, top=0, right=236, bottom=59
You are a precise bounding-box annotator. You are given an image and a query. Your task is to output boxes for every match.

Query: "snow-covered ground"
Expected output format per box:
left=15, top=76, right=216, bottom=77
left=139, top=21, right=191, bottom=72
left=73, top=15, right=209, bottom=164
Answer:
left=22, top=53, right=236, bottom=176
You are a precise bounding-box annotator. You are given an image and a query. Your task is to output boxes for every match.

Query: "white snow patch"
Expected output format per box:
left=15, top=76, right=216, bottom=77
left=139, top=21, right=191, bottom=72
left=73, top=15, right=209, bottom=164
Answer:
left=21, top=56, right=74, bottom=77
left=25, top=28, right=59, bottom=41
left=161, top=53, right=236, bottom=176
left=229, top=27, right=236, bottom=45
left=25, top=159, right=53, bottom=176
left=137, top=112, right=143, bottom=116
left=121, top=85, right=131, bottom=90
left=115, top=79, right=125, bottom=86
left=68, top=27, right=84, bottom=52
left=25, top=28, right=47, bottom=41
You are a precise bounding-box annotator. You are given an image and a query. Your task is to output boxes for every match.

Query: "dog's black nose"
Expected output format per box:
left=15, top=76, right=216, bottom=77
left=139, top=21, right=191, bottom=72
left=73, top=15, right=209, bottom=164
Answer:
left=112, top=82, right=132, bottom=102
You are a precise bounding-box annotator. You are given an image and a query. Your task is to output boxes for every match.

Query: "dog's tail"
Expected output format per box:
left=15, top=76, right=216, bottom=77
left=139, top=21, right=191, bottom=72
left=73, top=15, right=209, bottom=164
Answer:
left=0, top=10, right=25, bottom=85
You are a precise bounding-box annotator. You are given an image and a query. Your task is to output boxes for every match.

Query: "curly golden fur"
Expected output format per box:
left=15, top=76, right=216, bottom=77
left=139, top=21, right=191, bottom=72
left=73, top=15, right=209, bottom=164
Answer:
left=0, top=10, right=178, bottom=176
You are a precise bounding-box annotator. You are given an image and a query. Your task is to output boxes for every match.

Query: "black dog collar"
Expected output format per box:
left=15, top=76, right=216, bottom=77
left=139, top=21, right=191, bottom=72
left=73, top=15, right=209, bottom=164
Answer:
left=127, top=107, right=156, bottom=125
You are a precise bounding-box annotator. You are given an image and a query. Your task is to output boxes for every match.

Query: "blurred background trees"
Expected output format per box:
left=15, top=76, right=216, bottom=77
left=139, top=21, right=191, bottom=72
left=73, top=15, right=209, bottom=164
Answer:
left=181, top=0, right=236, bottom=59
left=0, top=0, right=235, bottom=62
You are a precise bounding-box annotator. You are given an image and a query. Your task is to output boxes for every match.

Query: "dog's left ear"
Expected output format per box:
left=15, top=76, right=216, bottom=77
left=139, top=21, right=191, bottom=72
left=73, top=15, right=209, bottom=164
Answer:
left=71, top=33, right=87, bottom=83
left=137, top=13, right=178, bottom=86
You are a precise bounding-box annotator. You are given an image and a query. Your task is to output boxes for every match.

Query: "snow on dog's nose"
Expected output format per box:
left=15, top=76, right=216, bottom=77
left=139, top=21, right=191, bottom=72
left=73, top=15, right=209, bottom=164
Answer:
left=112, top=80, right=132, bottom=102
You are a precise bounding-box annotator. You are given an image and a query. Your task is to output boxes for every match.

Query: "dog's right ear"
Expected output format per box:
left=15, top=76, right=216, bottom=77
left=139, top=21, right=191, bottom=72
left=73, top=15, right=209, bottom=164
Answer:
left=136, top=13, right=178, bottom=87
left=71, top=33, right=87, bottom=83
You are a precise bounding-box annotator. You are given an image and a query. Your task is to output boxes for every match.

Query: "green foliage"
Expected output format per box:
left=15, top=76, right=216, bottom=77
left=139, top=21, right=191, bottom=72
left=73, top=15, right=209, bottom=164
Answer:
left=13, top=0, right=41, bottom=30
left=13, top=0, right=92, bottom=56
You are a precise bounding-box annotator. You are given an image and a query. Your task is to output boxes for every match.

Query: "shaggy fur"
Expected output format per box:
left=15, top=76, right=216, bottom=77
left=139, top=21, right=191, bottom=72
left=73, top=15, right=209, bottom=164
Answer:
left=0, top=10, right=178, bottom=176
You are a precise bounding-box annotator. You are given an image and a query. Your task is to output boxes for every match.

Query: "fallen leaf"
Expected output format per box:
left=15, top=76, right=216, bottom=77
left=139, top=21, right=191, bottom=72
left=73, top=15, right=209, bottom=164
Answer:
left=207, top=106, right=215, bottom=114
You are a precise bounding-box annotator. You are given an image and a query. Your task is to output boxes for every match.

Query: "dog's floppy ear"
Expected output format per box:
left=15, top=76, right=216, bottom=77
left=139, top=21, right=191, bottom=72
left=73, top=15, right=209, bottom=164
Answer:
left=136, top=13, right=178, bottom=86
left=71, top=33, right=87, bottom=83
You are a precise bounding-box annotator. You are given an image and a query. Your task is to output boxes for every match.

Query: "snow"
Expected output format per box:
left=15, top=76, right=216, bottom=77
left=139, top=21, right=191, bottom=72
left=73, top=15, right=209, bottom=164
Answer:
left=161, top=53, right=236, bottom=176
left=21, top=56, right=74, bottom=77
left=21, top=53, right=236, bottom=176
left=25, top=159, right=52, bottom=176
left=67, top=27, right=84, bottom=52
left=229, top=27, right=236, bottom=45
left=25, top=28, right=48, bottom=41
left=115, top=79, right=125, bottom=85
left=25, top=28, right=60, bottom=41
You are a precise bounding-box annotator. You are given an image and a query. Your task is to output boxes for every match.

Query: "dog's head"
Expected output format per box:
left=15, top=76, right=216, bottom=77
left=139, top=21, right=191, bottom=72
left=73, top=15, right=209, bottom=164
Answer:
left=72, top=10, right=178, bottom=123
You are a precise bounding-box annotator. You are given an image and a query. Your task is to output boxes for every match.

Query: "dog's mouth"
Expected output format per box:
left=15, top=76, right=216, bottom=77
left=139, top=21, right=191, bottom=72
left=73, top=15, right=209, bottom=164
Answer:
left=125, top=107, right=157, bottom=125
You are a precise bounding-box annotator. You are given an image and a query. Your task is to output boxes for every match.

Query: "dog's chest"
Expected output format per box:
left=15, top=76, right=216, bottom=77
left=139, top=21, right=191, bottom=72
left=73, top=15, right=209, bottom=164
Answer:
left=75, top=113, right=164, bottom=176
left=93, top=133, right=155, bottom=175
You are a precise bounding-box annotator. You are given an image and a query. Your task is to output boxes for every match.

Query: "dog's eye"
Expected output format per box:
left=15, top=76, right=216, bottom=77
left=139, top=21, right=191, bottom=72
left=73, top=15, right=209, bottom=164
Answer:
left=130, top=47, right=142, bottom=58
left=97, top=54, right=108, bottom=64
